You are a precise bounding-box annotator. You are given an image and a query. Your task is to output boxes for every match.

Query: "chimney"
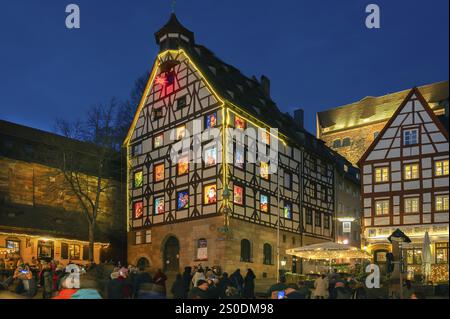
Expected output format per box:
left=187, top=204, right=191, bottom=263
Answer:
left=260, top=75, right=270, bottom=98
left=294, top=109, right=304, bottom=129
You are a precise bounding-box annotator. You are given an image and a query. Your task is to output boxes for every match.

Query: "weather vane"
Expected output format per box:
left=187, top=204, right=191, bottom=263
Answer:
left=171, top=0, right=177, bottom=13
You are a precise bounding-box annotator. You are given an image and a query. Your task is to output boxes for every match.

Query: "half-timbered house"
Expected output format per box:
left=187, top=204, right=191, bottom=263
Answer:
left=124, top=14, right=358, bottom=279
left=359, top=88, right=449, bottom=282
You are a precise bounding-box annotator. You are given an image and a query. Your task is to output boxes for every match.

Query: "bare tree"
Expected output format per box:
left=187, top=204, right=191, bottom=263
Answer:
left=54, top=99, right=121, bottom=261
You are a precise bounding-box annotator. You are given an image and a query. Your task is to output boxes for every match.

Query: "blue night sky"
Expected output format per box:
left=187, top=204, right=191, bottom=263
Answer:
left=0, top=0, right=448, bottom=135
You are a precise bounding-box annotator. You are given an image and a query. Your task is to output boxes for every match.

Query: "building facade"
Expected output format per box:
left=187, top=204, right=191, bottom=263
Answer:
left=317, top=81, right=449, bottom=166
left=125, top=15, right=357, bottom=279
left=0, top=120, right=126, bottom=265
left=358, top=88, right=449, bottom=282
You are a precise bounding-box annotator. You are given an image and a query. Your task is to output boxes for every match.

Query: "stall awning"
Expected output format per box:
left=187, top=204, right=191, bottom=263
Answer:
left=286, top=242, right=371, bottom=260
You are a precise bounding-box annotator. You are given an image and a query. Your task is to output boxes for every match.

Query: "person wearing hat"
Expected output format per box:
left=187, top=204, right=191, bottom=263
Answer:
left=188, top=279, right=211, bottom=299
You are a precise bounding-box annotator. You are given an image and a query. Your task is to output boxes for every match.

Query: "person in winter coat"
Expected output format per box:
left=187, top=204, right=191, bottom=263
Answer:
left=218, top=272, right=232, bottom=299
left=229, top=269, right=244, bottom=296
left=334, top=281, right=351, bottom=299
left=188, top=279, right=211, bottom=299
left=171, top=274, right=186, bottom=299
left=268, top=275, right=288, bottom=299
left=132, top=267, right=152, bottom=299
left=42, top=263, right=53, bottom=299
left=242, top=269, right=256, bottom=299
left=192, top=268, right=206, bottom=287
left=182, top=267, right=192, bottom=298
left=313, top=274, right=329, bottom=299
left=153, top=269, right=168, bottom=297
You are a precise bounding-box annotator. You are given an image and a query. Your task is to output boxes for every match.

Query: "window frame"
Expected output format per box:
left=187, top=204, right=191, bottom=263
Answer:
left=154, top=162, right=165, bottom=182
left=404, top=197, right=420, bottom=214
left=435, top=160, right=449, bottom=177
left=68, top=244, right=81, bottom=260
left=153, top=133, right=164, bottom=149
left=374, top=166, right=390, bottom=183
left=403, top=163, right=420, bottom=181
left=375, top=199, right=390, bottom=216
left=176, top=95, right=187, bottom=110
left=233, top=184, right=245, bottom=206
left=402, top=127, right=420, bottom=146
left=435, top=194, right=449, bottom=212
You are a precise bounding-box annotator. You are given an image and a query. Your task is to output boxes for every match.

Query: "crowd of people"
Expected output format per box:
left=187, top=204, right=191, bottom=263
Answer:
left=1, top=257, right=428, bottom=299
left=0, top=257, right=94, bottom=298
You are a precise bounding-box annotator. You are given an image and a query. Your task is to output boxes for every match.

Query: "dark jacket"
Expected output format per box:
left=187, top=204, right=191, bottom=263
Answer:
left=243, top=271, right=256, bottom=298
left=171, top=276, right=186, bottom=299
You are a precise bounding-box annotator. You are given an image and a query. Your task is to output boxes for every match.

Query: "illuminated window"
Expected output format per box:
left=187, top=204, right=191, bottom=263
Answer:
left=404, top=164, right=419, bottom=180
left=234, top=116, right=246, bottom=130
left=204, top=184, right=217, bottom=205
left=260, top=162, right=269, bottom=180
left=261, top=130, right=270, bottom=145
left=175, top=125, right=186, bottom=140
left=134, top=170, right=143, bottom=188
left=154, top=196, right=165, bottom=215
left=435, top=160, right=449, bottom=176
left=375, top=200, right=390, bottom=216
left=69, top=244, right=81, bottom=260
left=403, top=129, right=418, bottom=146
left=233, top=185, right=244, bottom=205
left=205, top=112, right=218, bottom=129
left=204, top=146, right=217, bottom=167
left=176, top=190, right=189, bottom=210
left=177, top=156, right=189, bottom=176
left=435, top=243, right=449, bottom=264
left=406, top=248, right=422, bottom=265
left=235, top=147, right=245, bottom=169
left=260, top=194, right=269, bottom=213
left=404, top=197, right=419, bottom=214
left=284, top=202, right=292, bottom=219
left=133, top=201, right=143, bottom=219
left=6, top=240, right=20, bottom=253
left=343, top=222, right=351, bottom=233
left=375, top=167, right=389, bottom=183
left=332, top=139, right=341, bottom=148
left=154, top=163, right=164, bottom=182
left=153, top=133, right=164, bottom=148
left=435, top=195, right=449, bottom=212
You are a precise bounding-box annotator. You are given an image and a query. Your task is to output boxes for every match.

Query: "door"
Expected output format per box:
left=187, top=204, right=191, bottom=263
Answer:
left=163, top=236, right=180, bottom=272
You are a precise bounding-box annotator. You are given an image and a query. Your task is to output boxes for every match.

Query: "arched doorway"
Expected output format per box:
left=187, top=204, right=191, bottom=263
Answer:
left=163, top=236, right=180, bottom=272
left=137, top=257, right=150, bottom=270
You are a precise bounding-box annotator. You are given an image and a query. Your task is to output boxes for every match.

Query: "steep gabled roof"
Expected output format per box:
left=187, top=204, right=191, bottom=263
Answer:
left=357, top=87, right=450, bottom=167
left=317, top=81, right=449, bottom=133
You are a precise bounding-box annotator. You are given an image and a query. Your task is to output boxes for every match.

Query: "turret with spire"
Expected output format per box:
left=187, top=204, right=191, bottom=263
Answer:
left=154, top=14, right=195, bottom=52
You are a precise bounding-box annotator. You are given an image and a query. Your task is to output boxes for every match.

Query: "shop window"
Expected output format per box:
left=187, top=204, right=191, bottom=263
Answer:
left=435, top=243, right=449, bottom=264
left=61, top=243, right=69, bottom=259
left=38, top=240, right=54, bottom=260
left=6, top=239, right=20, bottom=253
left=263, top=243, right=272, bottom=265
left=69, top=244, right=81, bottom=260
left=406, top=248, right=422, bottom=265
left=240, top=239, right=251, bottom=262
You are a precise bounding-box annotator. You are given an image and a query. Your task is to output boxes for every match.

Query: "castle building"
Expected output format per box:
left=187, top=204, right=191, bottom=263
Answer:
left=317, top=81, right=449, bottom=166
left=0, top=120, right=126, bottom=265
left=358, top=88, right=449, bottom=282
left=124, top=14, right=359, bottom=279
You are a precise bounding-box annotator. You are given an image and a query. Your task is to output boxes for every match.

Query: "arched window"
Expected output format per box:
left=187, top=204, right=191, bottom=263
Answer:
left=240, top=239, right=251, bottom=262
left=263, top=243, right=272, bottom=265
left=137, top=257, right=150, bottom=270
left=332, top=139, right=341, bottom=148
left=342, top=138, right=351, bottom=147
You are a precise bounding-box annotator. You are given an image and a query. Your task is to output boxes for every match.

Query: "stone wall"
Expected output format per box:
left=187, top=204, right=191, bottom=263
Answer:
left=320, top=121, right=388, bottom=166
left=128, top=216, right=330, bottom=280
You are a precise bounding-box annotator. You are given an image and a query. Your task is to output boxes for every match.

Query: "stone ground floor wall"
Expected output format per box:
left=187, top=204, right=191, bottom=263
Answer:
left=128, top=216, right=331, bottom=281
left=0, top=233, right=103, bottom=266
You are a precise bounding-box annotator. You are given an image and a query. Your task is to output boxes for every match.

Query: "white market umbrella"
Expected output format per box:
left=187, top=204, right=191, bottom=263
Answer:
left=422, top=231, right=432, bottom=282
left=286, top=242, right=372, bottom=260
